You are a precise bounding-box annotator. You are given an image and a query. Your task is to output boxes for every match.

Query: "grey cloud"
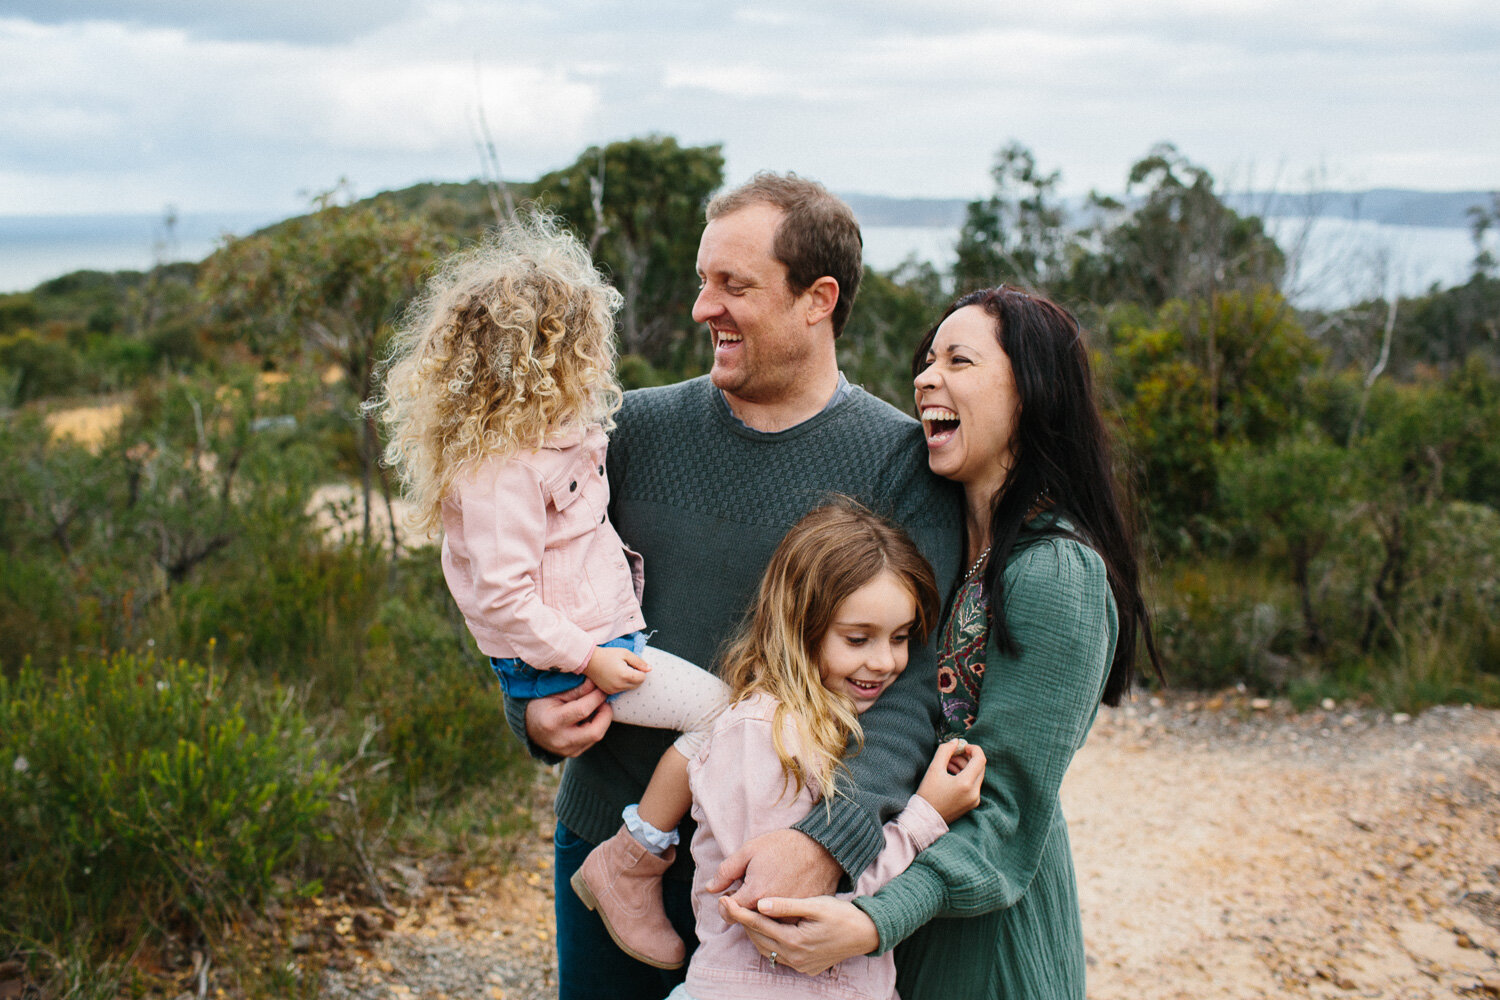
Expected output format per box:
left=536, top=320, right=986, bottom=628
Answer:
left=6, top=0, right=419, bottom=44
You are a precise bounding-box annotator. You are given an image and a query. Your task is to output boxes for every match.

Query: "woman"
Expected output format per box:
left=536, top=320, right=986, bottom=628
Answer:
left=722, top=286, right=1162, bottom=998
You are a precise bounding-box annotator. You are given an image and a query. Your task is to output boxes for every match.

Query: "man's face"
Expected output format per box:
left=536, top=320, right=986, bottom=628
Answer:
left=693, top=203, right=817, bottom=407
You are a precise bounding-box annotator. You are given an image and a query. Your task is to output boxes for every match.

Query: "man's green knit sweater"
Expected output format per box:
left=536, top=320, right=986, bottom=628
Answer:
left=505, top=375, right=962, bottom=880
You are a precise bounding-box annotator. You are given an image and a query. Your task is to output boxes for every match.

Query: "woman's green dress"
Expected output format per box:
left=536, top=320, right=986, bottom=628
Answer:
left=855, top=528, right=1118, bottom=999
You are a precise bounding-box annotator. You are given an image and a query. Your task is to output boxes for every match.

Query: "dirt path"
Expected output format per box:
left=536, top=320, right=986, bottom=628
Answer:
left=1070, top=696, right=1499, bottom=999
left=321, top=694, right=1500, bottom=999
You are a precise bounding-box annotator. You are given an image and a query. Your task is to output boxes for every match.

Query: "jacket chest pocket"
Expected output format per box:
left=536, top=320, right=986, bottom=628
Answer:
left=536, top=464, right=609, bottom=616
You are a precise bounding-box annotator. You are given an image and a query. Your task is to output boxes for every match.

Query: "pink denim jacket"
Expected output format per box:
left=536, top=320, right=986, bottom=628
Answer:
left=684, top=694, right=948, bottom=1000
left=441, top=424, right=645, bottom=673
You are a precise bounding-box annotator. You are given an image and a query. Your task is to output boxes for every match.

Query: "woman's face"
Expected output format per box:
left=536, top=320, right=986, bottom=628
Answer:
left=913, top=305, right=1020, bottom=498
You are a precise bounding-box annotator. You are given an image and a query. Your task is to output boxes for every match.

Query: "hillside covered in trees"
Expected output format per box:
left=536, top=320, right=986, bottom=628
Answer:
left=2, top=134, right=1497, bottom=995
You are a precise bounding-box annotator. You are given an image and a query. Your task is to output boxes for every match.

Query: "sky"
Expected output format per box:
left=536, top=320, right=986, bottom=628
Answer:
left=1, top=0, right=1498, bottom=219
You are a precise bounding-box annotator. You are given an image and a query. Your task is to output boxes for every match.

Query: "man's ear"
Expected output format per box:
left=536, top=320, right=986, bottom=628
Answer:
left=802, top=276, right=840, bottom=328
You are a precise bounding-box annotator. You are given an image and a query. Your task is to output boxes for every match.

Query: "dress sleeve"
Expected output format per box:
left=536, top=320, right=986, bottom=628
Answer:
left=854, top=538, right=1116, bottom=952
left=458, top=457, right=595, bottom=673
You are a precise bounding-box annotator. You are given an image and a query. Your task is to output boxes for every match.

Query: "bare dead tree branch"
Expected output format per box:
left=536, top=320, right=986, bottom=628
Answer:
left=588, top=147, right=608, bottom=255
left=1348, top=290, right=1397, bottom=445
left=472, top=58, right=517, bottom=225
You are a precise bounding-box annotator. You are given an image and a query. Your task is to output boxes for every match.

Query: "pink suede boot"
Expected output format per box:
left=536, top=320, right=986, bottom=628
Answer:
left=569, top=824, right=685, bottom=969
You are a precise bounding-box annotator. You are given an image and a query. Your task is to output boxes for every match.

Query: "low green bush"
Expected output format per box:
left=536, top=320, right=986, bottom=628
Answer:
left=357, top=552, right=537, bottom=809
left=1150, top=564, right=1300, bottom=693
left=0, top=651, right=336, bottom=967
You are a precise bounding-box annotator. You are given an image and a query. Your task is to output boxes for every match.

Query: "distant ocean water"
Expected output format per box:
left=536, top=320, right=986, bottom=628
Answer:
left=0, top=213, right=1481, bottom=309
left=863, top=220, right=1481, bottom=309
left=0, top=212, right=283, bottom=293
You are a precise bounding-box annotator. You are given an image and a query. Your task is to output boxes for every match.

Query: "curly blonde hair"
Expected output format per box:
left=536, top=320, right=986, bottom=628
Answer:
left=374, top=215, right=624, bottom=535
left=718, top=499, right=940, bottom=804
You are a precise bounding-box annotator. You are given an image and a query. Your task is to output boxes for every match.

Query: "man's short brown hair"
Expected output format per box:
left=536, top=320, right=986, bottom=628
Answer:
left=706, top=172, right=863, bottom=337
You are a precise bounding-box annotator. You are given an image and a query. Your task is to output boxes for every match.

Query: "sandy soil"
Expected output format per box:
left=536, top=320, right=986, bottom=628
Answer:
left=316, top=692, right=1500, bottom=999
left=1070, top=695, right=1499, bottom=999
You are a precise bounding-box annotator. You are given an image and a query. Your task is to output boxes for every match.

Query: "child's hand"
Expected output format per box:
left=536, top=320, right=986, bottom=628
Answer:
left=916, top=737, right=986, bottom=824
left=584, top=646, right=650, bottom=695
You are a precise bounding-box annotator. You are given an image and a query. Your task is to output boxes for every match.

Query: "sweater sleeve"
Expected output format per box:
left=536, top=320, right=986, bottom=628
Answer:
left=501, top=691, right=564, bottom=766
left=792, top=652, right=939, bottom=881
left=854, top=538, right=1115, bottom=952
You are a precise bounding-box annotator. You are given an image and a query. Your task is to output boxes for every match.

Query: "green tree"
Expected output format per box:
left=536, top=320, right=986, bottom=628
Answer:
left=1467, top=191, right=1499, bottom=278
left=201, top=186, right=448, bottom=548
left=1391, top=275, right=1500, bottom=374
left=0, top=329, right=83, bottom=405
left=1077, top=144, right=1285, bottom=311
left=1155, top=288, right=1322, bottom=445
left=1341, top=373, right=1500, bottom=653
left=952, top=141, right=1069, bottom=294
left=1109, top=288, right=1320, bottom=546
left=1220, top=436, right=1350, bottom=651
left=533, top=135, right=724, bottom=369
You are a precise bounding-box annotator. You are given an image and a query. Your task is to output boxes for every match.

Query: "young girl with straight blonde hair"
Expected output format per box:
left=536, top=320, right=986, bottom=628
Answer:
left=374, top=215, right=727, bottom=970
left=672, top=499, right=986, bottom=1000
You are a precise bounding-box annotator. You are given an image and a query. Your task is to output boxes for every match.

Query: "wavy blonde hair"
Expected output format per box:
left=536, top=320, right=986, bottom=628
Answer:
left=374, top=215, right=624, bottom=534
left=719, top=498, right=940, bottom=805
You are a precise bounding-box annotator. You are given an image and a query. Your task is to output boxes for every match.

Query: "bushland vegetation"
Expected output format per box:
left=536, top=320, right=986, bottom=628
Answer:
left=1, top=134, right=1496, bottom=993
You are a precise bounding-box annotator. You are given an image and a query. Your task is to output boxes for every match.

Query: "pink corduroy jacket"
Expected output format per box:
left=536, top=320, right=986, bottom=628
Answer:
left=440, top=425, right=645, bottom=673
left=684, top=693, right=948, bottom=1000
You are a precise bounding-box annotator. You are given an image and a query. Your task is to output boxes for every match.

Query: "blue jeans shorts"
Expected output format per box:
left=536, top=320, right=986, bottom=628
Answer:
left=490, top=630, right=646, bottom=700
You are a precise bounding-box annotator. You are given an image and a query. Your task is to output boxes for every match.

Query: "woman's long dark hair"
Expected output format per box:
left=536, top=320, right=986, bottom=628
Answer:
left=912, top=286, right=1163, bottom=705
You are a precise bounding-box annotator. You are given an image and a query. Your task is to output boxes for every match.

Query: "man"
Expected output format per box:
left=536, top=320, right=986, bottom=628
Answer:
left=506, top=173, right=961, bottom=1000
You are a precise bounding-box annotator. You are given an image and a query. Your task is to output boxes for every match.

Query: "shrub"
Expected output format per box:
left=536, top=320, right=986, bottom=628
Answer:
left=1151, top=564, right=1299, bottom=692
left=0, top=330, right=84, bottom=403
left=358, top=552, right=535, bottom=807
left=0, top=651, right=336, bottom=969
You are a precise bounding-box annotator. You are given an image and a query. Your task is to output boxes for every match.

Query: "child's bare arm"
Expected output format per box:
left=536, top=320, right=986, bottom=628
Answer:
left=584, top=645, right=650, bottom=695
left=915, top=738, right=986, bottom=824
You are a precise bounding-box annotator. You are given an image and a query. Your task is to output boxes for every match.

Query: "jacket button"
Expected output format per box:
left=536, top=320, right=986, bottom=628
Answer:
left=569, top=480, right=577, bottom=491
left=598, top=465, right=605, bottom=475
left=601, top=513, right=606, bottom=523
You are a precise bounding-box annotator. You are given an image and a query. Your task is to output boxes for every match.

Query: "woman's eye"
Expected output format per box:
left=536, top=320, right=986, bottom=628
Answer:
left=845, top=636, right=868, bottom=646
left=894, top=633, right=910, bottom=645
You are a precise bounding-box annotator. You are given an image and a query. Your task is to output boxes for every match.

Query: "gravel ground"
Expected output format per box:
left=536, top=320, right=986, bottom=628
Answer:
left=314, top=692, right=1500, bottom=999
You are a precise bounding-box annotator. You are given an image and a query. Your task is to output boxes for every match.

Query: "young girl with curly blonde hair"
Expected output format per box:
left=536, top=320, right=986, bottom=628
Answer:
left=375, top=215, right=727, bottom=970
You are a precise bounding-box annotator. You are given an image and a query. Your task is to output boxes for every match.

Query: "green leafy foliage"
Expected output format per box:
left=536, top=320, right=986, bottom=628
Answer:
left=840, top=261, right=949, bottom=408
left=952, top=141, right=1067, bottom=294
left=201, top=185, right=451, bottom=550
left=0, top=651, right=335, bottom=962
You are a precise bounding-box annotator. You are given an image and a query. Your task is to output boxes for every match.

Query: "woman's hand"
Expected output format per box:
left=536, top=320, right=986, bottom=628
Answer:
left=916, top=737, right=986, bottom=823
left=718, top=894, right=879, bottom=976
